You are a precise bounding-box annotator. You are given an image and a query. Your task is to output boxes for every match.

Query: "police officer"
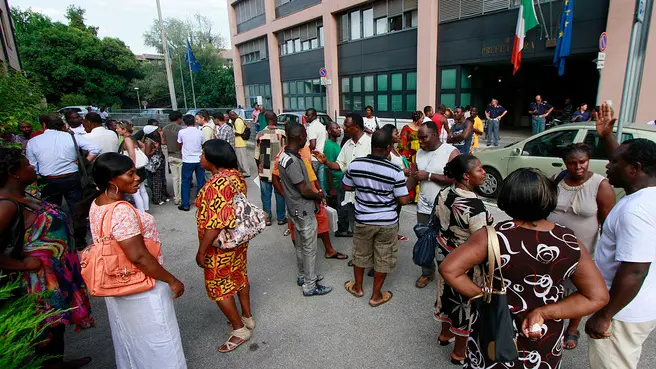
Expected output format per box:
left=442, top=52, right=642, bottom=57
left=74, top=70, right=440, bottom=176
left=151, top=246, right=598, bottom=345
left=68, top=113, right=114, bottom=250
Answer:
left=529, top=95, right=554, bottom=135
left=484, top=98, right=507, bottom=146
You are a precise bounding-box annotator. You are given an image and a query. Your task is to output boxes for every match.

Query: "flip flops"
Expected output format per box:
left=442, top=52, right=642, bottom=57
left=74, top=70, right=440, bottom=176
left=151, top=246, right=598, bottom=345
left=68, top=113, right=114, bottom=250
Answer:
left=344, top=281, right=364, bottom=298
left=325, top=252, right=348, bottom=260
left=369, top=291, right=393, bottom=307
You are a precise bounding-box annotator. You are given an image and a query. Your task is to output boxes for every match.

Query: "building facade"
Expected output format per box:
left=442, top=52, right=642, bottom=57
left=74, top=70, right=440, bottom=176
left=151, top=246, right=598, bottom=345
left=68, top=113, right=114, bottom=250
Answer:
left=227, top=0, right=655, bottom=125
left=1, top=0, right=21, bottom=73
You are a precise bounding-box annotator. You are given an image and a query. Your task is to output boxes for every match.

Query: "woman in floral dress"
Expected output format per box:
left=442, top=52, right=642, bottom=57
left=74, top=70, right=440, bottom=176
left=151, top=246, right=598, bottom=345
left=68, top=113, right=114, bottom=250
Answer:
left=431, top=154, right=492, bottom=365
left=195, top=139, right=254, bottom=353
left=399, top=111, right=423, bottom=201
left=440, top=168, right=610, bottom=369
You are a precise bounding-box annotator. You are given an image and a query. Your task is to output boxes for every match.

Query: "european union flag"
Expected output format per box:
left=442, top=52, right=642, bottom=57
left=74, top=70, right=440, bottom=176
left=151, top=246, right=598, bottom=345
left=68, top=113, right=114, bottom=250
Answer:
left=553, top=0, right=575, bottom=76
left=185, top=40, right=201, bottom=73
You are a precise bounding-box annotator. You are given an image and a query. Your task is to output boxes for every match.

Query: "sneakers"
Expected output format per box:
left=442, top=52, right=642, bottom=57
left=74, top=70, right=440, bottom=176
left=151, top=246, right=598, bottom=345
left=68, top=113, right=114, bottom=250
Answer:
left=296, top=274, right=324, bottom=287
left=302, top=284, right=332, bottom=296
left=334, top=231, right=353, bottom=238
left=177, top=205, right=190, bottom=211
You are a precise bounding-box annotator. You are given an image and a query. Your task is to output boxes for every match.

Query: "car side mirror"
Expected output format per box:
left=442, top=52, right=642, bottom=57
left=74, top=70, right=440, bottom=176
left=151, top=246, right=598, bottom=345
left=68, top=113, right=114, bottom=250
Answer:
left=511, top=147, right=521, bottom=156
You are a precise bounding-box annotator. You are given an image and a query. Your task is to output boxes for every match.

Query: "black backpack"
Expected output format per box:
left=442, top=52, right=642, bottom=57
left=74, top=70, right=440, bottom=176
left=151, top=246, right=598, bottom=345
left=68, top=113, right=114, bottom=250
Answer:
left=242, top=126, right=251, bottom=141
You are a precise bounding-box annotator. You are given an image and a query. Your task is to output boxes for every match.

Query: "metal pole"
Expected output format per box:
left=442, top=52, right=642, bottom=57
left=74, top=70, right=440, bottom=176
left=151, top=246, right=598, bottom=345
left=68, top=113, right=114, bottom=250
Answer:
left=136, top=90, right=140, bottom=110
left=617, top=0, right=653, bottom=143
left=177, top=52, right=188, bottom=110
left=156, top=0, right=178, bottom=110
left=188, top=58, right=197, bottom=109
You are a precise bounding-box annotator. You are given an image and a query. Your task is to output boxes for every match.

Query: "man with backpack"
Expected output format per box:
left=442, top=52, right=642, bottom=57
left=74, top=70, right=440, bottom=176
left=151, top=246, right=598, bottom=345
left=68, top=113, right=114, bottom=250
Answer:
left=230, top=110, right=251, bottom=178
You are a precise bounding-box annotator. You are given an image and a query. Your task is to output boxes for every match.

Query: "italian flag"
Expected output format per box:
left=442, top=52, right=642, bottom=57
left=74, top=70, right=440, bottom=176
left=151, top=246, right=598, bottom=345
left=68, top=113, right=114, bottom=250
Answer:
left=511, top=0, right=539, bottom=75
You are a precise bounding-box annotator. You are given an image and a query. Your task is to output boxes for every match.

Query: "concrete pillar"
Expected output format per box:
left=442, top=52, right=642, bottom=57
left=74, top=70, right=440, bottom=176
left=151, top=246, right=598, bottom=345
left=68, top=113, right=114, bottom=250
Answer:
left=323, top=13, right=340, bottom=119
left=415, top=0, right=439, bottom=110
left=264, top=0, right=283, bottom=113
left=227, top=1, right=245, bottom=108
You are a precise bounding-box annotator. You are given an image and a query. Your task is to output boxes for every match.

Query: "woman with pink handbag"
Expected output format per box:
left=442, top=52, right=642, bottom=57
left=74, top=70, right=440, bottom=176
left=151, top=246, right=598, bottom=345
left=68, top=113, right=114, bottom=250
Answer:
left=81, top=152, right=187, bottom=368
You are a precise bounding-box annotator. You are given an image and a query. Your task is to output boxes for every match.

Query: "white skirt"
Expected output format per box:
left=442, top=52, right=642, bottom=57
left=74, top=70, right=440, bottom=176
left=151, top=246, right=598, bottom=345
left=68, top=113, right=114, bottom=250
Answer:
left=105, top=281, right=187, bottom=369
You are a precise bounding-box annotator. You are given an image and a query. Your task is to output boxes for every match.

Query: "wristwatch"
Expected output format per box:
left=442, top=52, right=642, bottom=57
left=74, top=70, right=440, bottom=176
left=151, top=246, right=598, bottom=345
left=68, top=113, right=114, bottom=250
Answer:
left=428, top=172, right=433, bottom=181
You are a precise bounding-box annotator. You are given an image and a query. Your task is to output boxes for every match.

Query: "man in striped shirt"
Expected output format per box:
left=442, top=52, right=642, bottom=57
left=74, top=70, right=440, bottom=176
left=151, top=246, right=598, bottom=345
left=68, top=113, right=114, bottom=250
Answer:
left=342, top=129, right=410, bottom=307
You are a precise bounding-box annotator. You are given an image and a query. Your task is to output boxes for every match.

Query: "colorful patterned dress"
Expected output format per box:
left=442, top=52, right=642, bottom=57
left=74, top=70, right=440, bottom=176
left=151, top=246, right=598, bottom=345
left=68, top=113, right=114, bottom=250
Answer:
left=432, top=186, right=492, bottom=336
left=465, top=221, right=581, bottom=369
left=399, top=124, right=420, bottom=200
left=196, top=168, right=249, bottom=301
left=22, top=201, right=94, bottom=340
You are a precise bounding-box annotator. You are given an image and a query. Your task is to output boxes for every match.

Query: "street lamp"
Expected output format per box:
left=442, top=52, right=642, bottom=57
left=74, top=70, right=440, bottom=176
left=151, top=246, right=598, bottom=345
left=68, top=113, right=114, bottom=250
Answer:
left=134, top=87, right=141, bottom=111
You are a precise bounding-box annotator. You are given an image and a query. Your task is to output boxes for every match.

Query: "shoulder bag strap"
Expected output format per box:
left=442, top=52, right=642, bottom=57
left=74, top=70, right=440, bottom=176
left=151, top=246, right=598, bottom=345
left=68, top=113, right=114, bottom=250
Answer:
left=485, top=225, right=506, bottom=293
left=70, top=133, right=89, bottom=180
left=99, top=201, right=145, bottom=241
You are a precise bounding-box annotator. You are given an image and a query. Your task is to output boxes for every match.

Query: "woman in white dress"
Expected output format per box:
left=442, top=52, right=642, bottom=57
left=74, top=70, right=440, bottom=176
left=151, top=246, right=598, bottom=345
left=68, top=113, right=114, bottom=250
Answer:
left=547, top=143, right=616, bottom=350
left=82, top=152, right=187, bottom=368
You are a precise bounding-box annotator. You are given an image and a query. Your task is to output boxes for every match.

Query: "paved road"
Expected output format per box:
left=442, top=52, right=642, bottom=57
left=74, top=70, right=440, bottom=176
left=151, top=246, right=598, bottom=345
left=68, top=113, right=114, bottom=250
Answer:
left=64, top=139, right=656, bottom=369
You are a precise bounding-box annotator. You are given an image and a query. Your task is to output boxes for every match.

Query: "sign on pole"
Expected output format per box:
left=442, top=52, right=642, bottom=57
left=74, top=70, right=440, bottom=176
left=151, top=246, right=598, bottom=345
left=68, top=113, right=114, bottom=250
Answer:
left=319, top=67, right=328, bottom=77
left=597, top=60, right=605, bottom=69
left=320, top=77, right=327, bottom=86
left=637, top=0, right=646, bottom=22
left=599, top=32, right=608, bottom=52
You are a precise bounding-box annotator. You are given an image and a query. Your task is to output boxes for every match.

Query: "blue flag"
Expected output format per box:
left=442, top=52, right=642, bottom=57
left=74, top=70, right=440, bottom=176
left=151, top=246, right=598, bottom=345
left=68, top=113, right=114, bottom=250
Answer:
left=553, top=0, right=575, bottom=76
left=185, top=40, right=201, bottom=73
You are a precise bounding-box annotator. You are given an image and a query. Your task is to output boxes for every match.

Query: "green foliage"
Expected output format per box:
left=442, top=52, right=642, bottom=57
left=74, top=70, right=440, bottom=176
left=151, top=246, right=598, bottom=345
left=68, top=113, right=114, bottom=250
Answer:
left=0, top=71, right=48, bottom=134
left=11, top=6, right=141, bottom=107
left=143, top=14, right=226, bottom=53
left=60, top=93, right=89, bottom=107
left=0, top=277, right=62, bottom=369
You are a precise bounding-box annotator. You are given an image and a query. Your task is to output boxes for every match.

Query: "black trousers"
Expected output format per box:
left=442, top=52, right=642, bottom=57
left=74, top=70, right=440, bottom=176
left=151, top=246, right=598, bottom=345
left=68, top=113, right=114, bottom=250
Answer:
left=40, top=174, right=87, bottom=249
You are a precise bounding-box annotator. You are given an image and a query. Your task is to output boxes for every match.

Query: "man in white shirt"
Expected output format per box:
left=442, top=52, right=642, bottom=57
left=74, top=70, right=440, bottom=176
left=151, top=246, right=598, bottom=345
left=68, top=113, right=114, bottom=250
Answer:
left=177, top=114, right=206, bottom=211
left=407, top=120, right=458, bottom=288
left=586, top=105, right=656, bottom=369
left=26, top=116, right=100, bottom=215
left=83, top=112, right=118, bottom=154
left=315, top=113, right=371, bottom=237
left=306, top=108, right=327, bottom=196
left=64, top=111, right=86, bottom=135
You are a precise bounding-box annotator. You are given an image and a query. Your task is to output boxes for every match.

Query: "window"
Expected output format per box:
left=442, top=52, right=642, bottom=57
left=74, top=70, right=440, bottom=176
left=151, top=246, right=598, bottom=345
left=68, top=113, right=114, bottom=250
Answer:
left=377, top=95, right=388, bottom=111
left=342, top=95, right=351, bottom=110
left=440, top=93, right=456, bottom=109
left=311, top=38, right=318, bottom=48
left=286, top=40, right=294, bottom=53
left=363, top=9, right=374, bottom=37
left=406, top=94, right=416, bottom=111
left=406, top=72, right=417, bottom=90
left=404, top=10, right=418, bottom=29
left=460, top=93, right=471, bottom=107
left=294, top=39, right=301, bottom=52
left=441, top=69, right=457, bottom=89
left=584, top=131, right=634, bottom=160
left=377, top=75, right=388, bottom=91
left=353, top=96, right=363, bottom=112
left=319, top=26, right=324, bottom=46
left=391, top=95, right=403, bottom=111
left=352, top=76, right=362, bottom=93
left=523, top=130, right=579, bottom=158
left=234, top=0, right=265, bottom=25
left=391, top=73, right=403, bottom=91
left=239, top=37, right=267, bottom=64
left=302, top=41, right=310, bottom=51
left=364, top=75, right=375, bottom=92
left=279, top=21, right=323, bottom=56
left=283, top=78, right=326, bottom=112
left=342, top=78, right=350, bottom=93
left=365, top=95, right=375, bottom=109
left=376, top=18, right=387, bottom=34
left=244, top=83, right=272, bottom=110
left=350, top=11, right=361, bottom=40
left=389, top=15, right=402, bottom=31
left=341, top=14, right=349, bottom=41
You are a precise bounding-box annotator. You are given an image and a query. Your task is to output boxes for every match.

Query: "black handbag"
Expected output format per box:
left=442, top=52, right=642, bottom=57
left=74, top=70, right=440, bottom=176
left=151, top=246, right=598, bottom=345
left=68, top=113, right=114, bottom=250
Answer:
left=0, top=198, right=25, bottom=287
left=412, top=203, right=440, bottom=267
left=469, top=225, right=518, bottom=363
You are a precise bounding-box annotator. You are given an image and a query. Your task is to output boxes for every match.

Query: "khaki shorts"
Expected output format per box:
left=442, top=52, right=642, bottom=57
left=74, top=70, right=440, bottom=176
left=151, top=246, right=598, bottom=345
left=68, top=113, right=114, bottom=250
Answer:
left=352, top=222, right=399, bottom=273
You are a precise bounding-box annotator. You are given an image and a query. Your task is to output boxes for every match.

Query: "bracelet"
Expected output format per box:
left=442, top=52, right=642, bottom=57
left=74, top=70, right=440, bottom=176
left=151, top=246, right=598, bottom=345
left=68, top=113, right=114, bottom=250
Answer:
left=428, top=172, right=433, bottom=181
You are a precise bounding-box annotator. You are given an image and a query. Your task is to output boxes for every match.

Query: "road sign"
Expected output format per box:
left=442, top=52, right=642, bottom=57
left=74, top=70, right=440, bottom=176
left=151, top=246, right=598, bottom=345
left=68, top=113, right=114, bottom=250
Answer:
left=319, top=67, right=328, bottom=77
left=598, top=52, right=606, bottom=61
left=597, top=60, right=605, bottom=69
left=599, top=32, right=608, bottom=52
left=637, top=0, right=646, bottom=22
left=320, top=77, right=327, bottom=86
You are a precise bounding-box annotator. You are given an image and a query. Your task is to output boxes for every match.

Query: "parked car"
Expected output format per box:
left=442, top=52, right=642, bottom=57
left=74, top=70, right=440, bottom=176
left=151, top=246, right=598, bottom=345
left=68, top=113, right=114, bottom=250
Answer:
left=474, top=122, right=656, bottom=198
left=277, top=112, right=334, bottom=127
left=57, top=106, right=97, bottom=118
left=130, top=108, right=172, bottom=126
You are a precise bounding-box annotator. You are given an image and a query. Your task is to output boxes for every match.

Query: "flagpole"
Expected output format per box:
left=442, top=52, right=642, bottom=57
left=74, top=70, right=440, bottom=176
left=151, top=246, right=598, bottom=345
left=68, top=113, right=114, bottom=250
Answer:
left=186, top=41, right=198, bottom=109
left=177, top=52, right=188, bottom=110
left=155, top=0, right=177, bottom=110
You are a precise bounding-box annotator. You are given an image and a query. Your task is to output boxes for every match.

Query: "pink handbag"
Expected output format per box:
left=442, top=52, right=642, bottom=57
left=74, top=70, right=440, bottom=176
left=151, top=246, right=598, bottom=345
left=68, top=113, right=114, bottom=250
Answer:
left=80, top=201, right=161, bottom=297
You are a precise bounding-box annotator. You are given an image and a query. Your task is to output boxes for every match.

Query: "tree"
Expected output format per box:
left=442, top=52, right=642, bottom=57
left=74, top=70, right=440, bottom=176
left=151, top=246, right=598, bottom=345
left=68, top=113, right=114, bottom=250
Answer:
left=143, top=14, right=227, bottom=53
left=0, top=71, right=48, bottom=134
left=11, top=6, right=140, bottom=107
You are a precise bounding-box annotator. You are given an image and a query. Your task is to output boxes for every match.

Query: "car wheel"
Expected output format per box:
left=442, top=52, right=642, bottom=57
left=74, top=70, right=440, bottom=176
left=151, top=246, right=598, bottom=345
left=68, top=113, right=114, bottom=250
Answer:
left=477, top=167, right=502, bottom=198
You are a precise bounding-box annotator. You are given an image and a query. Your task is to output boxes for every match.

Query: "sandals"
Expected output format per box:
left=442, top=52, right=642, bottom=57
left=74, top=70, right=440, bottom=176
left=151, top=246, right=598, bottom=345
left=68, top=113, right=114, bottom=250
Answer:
left=450, top=354, right=465, bottom=366
left=369, top=291, right=393, bottom=307
left=325, top=252, right=348, bottom=260
left=218, top=327, right=252, bottom=353
left=398, top=234, right=409, bottom=242
left=415, top=275, right=434, bottom=288
left=344, top=281, right=364, bottom=298
left=439, top=336, right=455, bottom=346
left=241, top=316, right=256, bottom=330
left=564, top=330, right=580, bottom=350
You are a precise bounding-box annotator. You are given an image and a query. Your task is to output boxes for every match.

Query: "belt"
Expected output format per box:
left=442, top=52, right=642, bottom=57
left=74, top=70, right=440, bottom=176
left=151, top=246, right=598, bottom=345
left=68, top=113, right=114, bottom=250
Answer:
left=44, top=172, right=77, bottom=179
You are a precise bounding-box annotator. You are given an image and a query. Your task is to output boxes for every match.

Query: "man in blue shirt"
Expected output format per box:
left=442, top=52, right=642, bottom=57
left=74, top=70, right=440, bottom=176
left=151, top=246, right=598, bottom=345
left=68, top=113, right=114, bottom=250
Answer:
left=484, top=99, right=507, bottom=146
left=529, top=95, right=554, bottom=135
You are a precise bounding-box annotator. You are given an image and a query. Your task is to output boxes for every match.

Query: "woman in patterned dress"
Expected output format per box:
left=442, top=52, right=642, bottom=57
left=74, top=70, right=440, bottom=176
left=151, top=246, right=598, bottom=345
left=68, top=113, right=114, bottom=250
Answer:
left=399, top=111, right=423, bottom=201
left=440, top=168, right=610, bottom=369
left=195, top=139, right=254, bottom=353
left=431, top=154, right=493, bottom=365
left=85, top=152, right=186, bottom=368
left=0, top=148, right=94, bottom=369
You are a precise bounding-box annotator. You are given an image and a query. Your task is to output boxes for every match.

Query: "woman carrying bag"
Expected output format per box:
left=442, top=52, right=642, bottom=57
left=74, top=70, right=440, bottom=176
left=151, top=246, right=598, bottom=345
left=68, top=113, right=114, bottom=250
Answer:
left=81, top=152, right=186, bottom=368
left=439, top=168, right=610, bottom=368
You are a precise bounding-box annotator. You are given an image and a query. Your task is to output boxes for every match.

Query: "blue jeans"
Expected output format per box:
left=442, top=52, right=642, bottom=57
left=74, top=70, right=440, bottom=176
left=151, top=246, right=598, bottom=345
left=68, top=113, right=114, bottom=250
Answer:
left=181, top=162, right=205, bottom=209
left=532, top=116, right=546, bottom=135
left=312, top=161, right=326, bottom=196
left=486, top=119, right=500, bottom=146
left=260, top=178, right=286, bottom=221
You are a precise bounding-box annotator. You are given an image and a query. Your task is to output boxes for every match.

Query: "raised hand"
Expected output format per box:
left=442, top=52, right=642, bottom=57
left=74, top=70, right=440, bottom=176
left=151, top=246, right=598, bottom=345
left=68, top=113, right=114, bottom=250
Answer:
left=595, top=103, right=617, bottom=139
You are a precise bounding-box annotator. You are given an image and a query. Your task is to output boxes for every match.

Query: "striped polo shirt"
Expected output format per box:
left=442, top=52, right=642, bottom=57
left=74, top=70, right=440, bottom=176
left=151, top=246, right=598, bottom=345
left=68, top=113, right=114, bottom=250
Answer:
left=342, top=154, right=409, bottom=226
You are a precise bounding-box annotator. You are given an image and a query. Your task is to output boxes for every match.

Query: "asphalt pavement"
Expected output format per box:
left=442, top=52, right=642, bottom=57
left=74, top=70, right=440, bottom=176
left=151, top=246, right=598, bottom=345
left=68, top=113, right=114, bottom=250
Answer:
left=63, top=137, right=656, bottom=369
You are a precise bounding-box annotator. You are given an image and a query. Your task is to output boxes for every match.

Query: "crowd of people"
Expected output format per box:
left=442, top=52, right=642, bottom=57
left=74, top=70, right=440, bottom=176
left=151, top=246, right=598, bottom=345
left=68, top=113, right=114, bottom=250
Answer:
left=0, top=102, right=654, bottom=369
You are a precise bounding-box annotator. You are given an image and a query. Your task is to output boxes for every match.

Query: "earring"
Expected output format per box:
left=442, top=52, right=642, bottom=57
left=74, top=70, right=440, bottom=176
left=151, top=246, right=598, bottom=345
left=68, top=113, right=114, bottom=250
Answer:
left=105, top=183, right=120, bottom=199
